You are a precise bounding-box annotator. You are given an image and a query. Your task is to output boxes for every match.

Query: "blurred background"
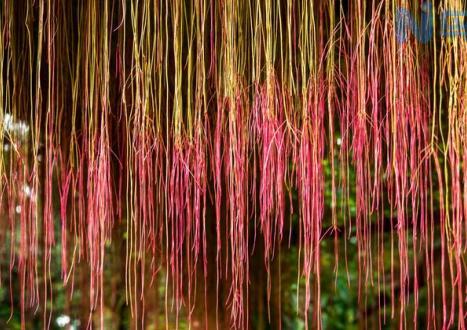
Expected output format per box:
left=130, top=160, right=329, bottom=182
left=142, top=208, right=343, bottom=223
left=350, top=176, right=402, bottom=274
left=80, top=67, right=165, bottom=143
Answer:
left=0, top=145, right=447, bottom=329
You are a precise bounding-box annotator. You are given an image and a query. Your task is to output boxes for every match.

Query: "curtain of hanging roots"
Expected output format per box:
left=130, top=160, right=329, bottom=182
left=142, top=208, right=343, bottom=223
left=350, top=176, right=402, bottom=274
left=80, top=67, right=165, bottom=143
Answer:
left=0, top=0, right=465, bottom=329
